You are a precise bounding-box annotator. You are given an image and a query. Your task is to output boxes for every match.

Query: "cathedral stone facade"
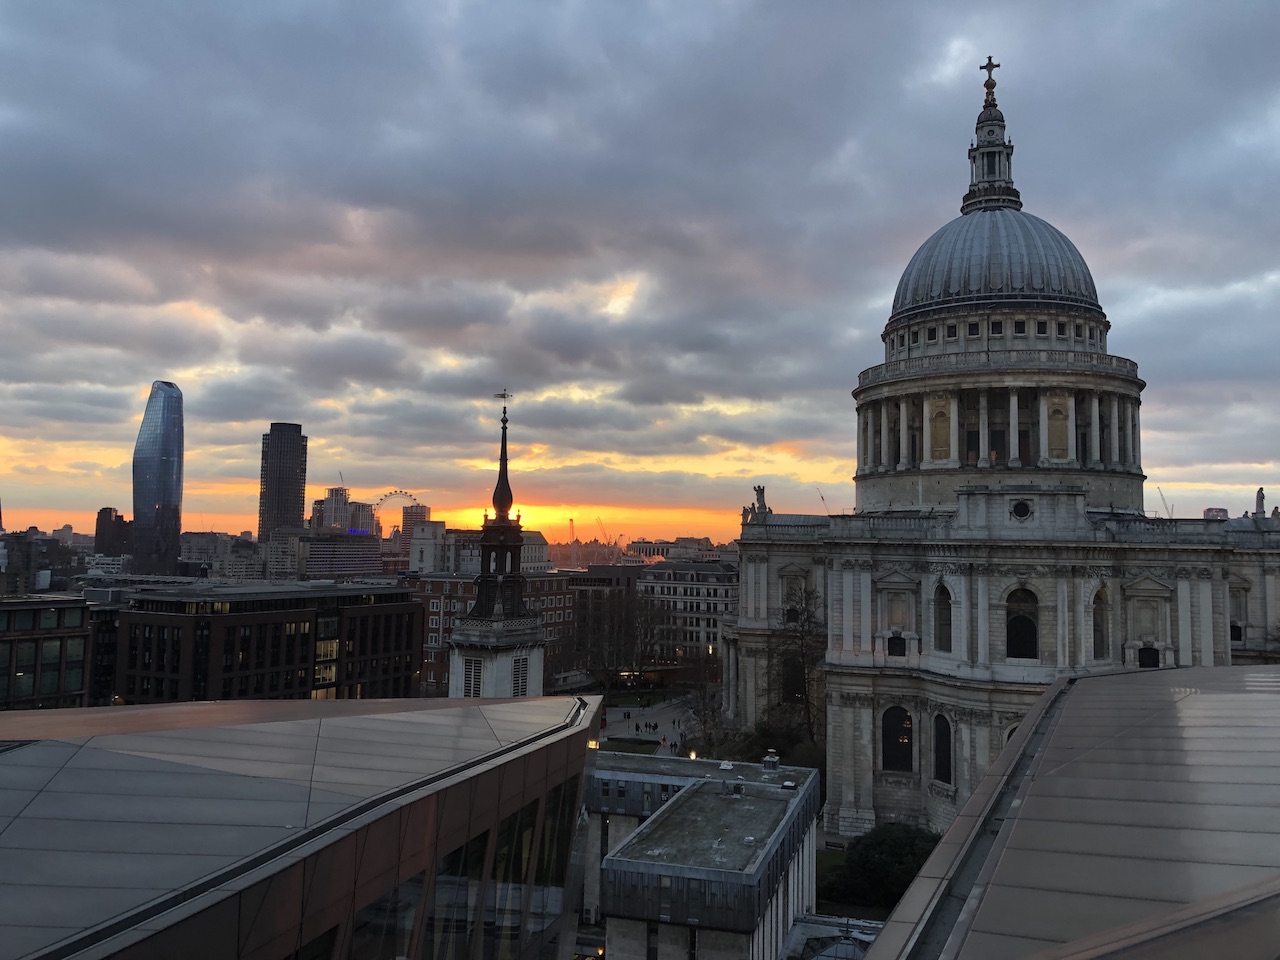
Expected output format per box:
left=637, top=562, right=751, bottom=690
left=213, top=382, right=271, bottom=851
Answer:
left=725, top=62, right=1280, bottom=838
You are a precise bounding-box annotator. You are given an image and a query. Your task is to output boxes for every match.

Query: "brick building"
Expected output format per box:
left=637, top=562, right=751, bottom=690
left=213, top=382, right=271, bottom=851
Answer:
left=409, top=571, right=577, bottom=696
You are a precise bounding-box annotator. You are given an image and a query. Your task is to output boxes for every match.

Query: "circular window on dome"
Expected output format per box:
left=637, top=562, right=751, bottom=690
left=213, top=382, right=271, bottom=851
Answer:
left=1010, top=500, right=1033, bottom=521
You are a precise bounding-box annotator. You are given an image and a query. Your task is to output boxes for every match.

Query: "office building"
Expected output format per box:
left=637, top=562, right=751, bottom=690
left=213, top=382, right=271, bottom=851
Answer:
left=257, top=422, right=308, bottom=544
left=636, top=560, right=737, bottom=675
left=115, top=581, right=422, bottom=703
left=131, top=380, right=184, bottom=576
left=0, top=595, right=91, bottom=710
left=93, top=506, right=131, bottom=557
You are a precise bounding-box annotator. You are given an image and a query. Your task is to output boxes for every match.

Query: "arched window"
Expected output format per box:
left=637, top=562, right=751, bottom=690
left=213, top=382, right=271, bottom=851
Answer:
left=933, top=714, right=952, bottom=784
left=934, top=584, right=952, bottom=653
left=1092, top=589, right=1108, bottom=660
left=1006, top=588, right=1039, bottom=660
left=882, top=706, right=912, bottom=772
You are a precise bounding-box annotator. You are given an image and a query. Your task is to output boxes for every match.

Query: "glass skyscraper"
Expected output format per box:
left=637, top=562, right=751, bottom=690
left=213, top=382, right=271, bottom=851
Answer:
left=257, top=422, right=308, bottom=543
left=132, top=381, right=184, bottom=575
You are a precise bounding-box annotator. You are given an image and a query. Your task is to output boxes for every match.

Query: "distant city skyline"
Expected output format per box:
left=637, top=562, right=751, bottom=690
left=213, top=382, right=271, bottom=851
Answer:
left=1, top=4, right=1277, bottom=542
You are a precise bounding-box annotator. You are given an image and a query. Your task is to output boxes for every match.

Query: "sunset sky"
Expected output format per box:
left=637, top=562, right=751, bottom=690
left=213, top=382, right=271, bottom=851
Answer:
left=2, top=2, right=1278, bottom=546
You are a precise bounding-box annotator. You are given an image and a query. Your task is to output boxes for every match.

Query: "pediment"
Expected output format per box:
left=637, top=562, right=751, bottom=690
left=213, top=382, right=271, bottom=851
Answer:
left=1123, top=575, right=1173, bottom=596
left=777, top=562, right=809, bottom=578
left=1226, top=571, right=1253, bottom=589
left=874, top=569, right=920, bottom=587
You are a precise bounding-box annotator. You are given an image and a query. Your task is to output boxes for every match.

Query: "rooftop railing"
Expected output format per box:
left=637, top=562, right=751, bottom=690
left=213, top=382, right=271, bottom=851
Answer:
left=857, top=349, right=1140, bottom=389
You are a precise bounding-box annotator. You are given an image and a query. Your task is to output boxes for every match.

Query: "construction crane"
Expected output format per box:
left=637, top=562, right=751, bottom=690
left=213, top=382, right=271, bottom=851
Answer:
left=596, top=517, right=621, bottom=560
left=568, top=519, right=579, bottom=569
left=1157, top=486, right=1174, bottom=519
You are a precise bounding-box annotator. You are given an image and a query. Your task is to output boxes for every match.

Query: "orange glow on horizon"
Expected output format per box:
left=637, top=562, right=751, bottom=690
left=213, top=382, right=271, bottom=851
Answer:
left=8, top=502, right=748, bottom=546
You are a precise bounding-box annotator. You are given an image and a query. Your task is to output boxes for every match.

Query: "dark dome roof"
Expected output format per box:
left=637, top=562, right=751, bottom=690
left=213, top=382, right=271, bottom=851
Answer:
left=891, top=207, right=1102, bottom=323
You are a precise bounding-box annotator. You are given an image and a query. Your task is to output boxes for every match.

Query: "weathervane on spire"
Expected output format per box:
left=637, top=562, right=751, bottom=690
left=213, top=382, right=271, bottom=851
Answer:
left=494, top=388, right=513, bottom=422
left=980, top=56, right=1000, bottom=107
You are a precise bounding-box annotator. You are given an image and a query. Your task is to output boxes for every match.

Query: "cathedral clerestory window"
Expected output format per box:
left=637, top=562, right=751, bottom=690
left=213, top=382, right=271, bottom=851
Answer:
left=882, top=706, right=913, bottom=772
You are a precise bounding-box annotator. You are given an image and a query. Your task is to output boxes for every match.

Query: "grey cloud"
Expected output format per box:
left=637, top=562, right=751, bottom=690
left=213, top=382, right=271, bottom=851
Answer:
left=2, top=0, right=1279, bottom=529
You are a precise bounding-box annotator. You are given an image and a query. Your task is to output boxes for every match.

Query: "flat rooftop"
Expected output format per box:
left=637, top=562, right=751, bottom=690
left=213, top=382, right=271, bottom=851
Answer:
left=0, top=696, right=596, bottom=960
left=598, top=750, right=814, bottom=786
left=610, top=779, right=793, bottom=872
left=870, top=666, right=1280, bottom=960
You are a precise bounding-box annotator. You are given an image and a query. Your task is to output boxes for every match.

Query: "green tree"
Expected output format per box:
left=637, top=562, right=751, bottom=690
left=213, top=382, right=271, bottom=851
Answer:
left=768, top=584, right=826, bottom=744
left=838, top=823, right=941, bottom=909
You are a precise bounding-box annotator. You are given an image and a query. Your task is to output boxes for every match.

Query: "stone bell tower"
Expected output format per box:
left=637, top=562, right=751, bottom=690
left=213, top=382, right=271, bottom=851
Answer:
left=447, top=392, right=545, bottom=699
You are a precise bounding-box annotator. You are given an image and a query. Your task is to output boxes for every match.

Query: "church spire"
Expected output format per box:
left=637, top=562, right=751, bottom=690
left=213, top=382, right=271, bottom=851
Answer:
left=961, top=56, right=1023, bottom=214
left=491, top=390, right=514, bottom=521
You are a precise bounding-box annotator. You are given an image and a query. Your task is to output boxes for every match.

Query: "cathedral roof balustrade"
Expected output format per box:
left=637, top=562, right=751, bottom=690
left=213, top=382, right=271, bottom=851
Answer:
left=857, top=348, right=1140, bottom=390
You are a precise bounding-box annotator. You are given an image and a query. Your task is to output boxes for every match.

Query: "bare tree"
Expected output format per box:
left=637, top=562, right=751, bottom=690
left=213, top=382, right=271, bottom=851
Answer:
left=767, top=584, right=827, bottom=744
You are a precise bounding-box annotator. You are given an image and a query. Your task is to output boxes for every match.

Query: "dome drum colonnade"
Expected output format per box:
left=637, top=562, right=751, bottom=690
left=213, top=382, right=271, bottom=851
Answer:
left=851, top=58, right=1146, bottom=513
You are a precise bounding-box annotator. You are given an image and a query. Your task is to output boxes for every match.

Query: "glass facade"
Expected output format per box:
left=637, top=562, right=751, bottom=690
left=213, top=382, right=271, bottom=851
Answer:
left=258, top=422, right=308, bottom=543
left=132, top=380, right=184, bottom=575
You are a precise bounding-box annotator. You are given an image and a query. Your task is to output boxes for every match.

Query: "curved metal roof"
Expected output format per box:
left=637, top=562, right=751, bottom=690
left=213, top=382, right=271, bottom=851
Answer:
left=891, top=208, right=1102, bottom=322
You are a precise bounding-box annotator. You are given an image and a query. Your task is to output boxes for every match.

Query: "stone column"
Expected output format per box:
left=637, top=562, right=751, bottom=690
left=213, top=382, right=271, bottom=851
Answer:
left=842, top=564, right=855, bottom=653
left=979, top=389, right=990, bottom=467
left=880, top=401, right=890, bottom=472
left=1057, top=580, right=1070, bottom=666
left=1122, top=398, right=1133, bottom=468
left=898, top=396, right=910, bottom=470
left=1109, top=393, right=1120, bottom=465
left=1090, top=392, right=1102, bottom=467
left=1038, top=391, right=1050, bottom=466
left=1134, top=401, right=1142, bottom=472
left=1008, top=388, right=1020, bottom=467
left=921, top=393, right=934, bottom=466
left=860, top=570, right=873, bottom=654
left=976, top=573, right=990, bottom=665
left=864, top=407, right=875, bottom=471
left=949, top=391, right=960, bottom=466
left=1067, top=391, right=1078, bottom=465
